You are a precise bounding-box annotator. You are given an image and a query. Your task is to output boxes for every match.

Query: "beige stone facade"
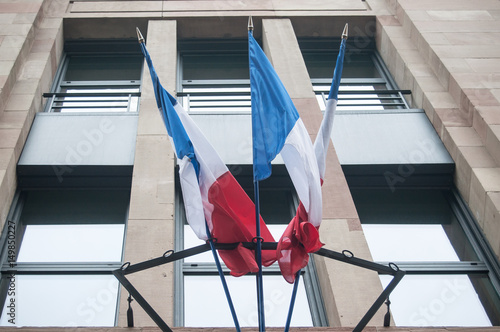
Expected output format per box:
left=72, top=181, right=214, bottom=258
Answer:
left=0, top=0, right=500, bottom=330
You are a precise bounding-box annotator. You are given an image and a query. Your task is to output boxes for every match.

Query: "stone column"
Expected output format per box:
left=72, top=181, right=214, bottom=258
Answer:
left=118, top=20, right=177, bottom=327
left=261, top=18, right=386, bottom=327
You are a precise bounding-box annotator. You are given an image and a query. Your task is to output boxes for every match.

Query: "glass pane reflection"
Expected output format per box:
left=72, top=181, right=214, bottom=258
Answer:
left=362, top=224, right=460, bottom=262
left=17, top=224, right=125, bottom=263
left=380, top=274, right=491, bottom=327
left=184, top=275, right=312, bottom=327
left=0, top=275, right=119, bottom=327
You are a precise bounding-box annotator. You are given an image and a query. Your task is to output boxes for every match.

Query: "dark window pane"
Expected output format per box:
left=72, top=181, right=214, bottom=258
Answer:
left=21, top=190, right=130, bottom=225
left=353, top=188, right=479, bottom=262
left=302, top=52, right=381, bottom=79
left=64, top=55, right=143, bottom=81
left=182, top=54, right=249, bottom=80
left=257, top=189, right=294, bottom=225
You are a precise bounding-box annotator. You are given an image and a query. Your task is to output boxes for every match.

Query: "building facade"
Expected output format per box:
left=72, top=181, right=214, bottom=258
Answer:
left=0, top=0, right=500, bottom=330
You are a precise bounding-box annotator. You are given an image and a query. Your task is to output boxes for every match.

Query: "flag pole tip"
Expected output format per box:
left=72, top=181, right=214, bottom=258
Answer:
left=136, top=27, right=145, bottom=44
left=248, top=16, right=254, bottom=31
left=342, top=23, right=348, bottom=40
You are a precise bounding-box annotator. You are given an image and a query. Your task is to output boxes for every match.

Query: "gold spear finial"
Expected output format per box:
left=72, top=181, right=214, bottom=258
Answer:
left=342, top=23, right=348, bottom=40
left=248, top=16, right=254, bottom=32
left=136, top=27, right=145, bottom=44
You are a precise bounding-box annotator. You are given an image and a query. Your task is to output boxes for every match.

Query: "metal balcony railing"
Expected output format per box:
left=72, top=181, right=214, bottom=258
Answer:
left=313, top=78, right=411, bottom=111
left=178, top=79, right=411, bottom=114
left=43, top=80, right=141, bottom=113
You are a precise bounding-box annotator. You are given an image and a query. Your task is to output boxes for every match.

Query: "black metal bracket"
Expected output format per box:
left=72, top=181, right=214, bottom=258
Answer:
left=113, top=242, right=405, bottom=332
left=314, top=248, right=405, bottom=331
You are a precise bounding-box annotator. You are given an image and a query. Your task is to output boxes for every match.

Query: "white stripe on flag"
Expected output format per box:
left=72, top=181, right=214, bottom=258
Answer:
left=314, top=98, right=337, bottom=180
left=281, top=118, right=322, bottom=227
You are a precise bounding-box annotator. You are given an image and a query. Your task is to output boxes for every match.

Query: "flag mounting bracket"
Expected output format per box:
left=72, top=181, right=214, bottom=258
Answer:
left=113, top=242, right=405, bottom=332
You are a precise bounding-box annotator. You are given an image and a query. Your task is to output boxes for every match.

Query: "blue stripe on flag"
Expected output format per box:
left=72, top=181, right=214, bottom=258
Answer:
left=328, top=38, right=346, bottom=101
left=249, top=31, right=299, bottom=181
left=139, top=43, right=200, bottom=177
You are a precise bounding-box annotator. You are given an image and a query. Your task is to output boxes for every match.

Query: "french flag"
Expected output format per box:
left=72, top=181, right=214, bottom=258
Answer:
left=315, top=25, right=347, bottom=181
left=139, top=32, right=276, bottom=277
left=279, top=26, right=347, bottom=283
left=248, top=30, right=324, bottom=283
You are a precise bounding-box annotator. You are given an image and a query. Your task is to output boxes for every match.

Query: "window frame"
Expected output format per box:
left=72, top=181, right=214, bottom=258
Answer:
left=301, top=35, right=500, bottom=326
left=177, top=39, right=251, bottom=115
left=0, top=188, right=130, bottom=327
left=351, top=183, right=500, bottom=326
left=43, top=41, right=143, bottom=114
left=299, top=38, right=410, bottom=112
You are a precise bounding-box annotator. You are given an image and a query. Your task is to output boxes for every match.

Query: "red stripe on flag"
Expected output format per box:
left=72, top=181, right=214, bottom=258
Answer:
left=277, top=202, right=324, bottom=283
left=208, top=171, right=277, bottom=276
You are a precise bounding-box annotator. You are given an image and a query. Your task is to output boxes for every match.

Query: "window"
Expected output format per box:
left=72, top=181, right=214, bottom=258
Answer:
left=301, top=35, right=500, bottom=327
left=178, top=40, right=250, bottom=113
left=43, top=41, right=143, bottom=113
left=0, top=189, right=130, bottom=327
left=299, top=38, right=409, bottom=112
left=175, top=166, right=327, bottom=327
left=351, top=186, right=500, bottom=327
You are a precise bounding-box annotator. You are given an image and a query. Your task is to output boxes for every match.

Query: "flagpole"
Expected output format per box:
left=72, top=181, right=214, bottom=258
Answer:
left=137, top=27, right=241, bottom=332
left=282, top=23, right=348, bottom=331
left=248, top=16, right=266, bottom=332
left=205, top=224, right=241, bottom=332
left=284, top=270, right=301, bottom=332
left=254, top=180, right=265, bottom=332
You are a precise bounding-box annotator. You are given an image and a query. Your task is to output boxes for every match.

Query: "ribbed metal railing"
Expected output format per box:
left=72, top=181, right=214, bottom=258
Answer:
left=178, top=78, right=411, bottom=113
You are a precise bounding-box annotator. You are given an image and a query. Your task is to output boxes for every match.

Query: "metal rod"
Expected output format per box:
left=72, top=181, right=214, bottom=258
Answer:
left=398, top=91, right=410, bottom=109
left=315, top=248, right=399, bottom=275
left=127, top=93, right=132, bottom=112
left=121, top=243, right=212, bottom=275
left=336, top=90, right=412, bottom=95
left=284, top=270, right=301, bottom=332
left=43, top=92, right=141, bottom=97
left=353, top=270, right=405, bottom=332
left=47, top=94, right=56, bottom=113
left=336, top=103, right=407, bottom=107
left=113, top=270, right=173, bottom=332
left=112, top=244, right=408, bottom=332
left=175, top=89, right=411, bottom=97
left=205, top=223, right=241, bottom=332
left=254, top=180, right=266, bottom=332
left=51, top=98, right=131, bottom=103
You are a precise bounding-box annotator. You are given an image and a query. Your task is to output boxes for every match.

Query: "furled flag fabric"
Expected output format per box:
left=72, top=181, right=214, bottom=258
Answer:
left=248, top=30, right=323, bottom=283
left=139, top=37, right=276, bottom=277
left=277, top=31, right=347, bottom=283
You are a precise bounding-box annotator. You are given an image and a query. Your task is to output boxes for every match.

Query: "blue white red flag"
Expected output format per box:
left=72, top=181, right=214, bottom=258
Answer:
left=248, top=30, right=324, bottom=283
left=139, top=37, right=276, bottom=276
left=315, top=29, right=346, bottom=180
left=278, top=25, right=347, bottom=283
left=278, top=28, right=347, bottom=283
